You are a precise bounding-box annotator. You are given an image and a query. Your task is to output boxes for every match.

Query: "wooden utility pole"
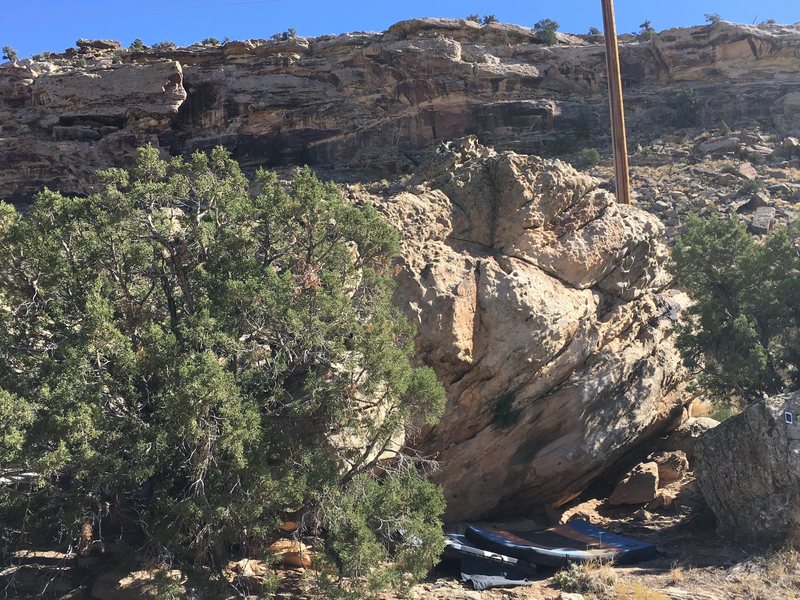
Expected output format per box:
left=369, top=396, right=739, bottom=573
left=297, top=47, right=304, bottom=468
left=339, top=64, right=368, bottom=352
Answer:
left=600, top=0, right=632, bottom=204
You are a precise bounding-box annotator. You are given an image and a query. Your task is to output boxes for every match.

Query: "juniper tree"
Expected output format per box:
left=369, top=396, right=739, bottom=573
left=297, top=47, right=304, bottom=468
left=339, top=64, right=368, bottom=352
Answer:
left=2, top=46, right=17, bottom=62
left=0, top=146, right=446, bottom=596
left=534, top=19, right=560, bottom=44
left=672, top=215, right=800, bottom=404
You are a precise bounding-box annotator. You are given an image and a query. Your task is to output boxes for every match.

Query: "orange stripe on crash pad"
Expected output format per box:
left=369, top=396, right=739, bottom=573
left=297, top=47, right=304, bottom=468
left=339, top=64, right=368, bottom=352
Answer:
left=489, top=526, right=619, bottom=552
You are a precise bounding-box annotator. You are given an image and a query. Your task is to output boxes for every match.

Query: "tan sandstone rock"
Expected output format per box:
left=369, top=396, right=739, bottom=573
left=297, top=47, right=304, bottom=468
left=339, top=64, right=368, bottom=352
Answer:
left=3, top=21, right=800, bottom=202
left=377, top=139, right=685, bottom=520
left=650, top=450, right=690, bottom=486
left=608, top=462, right=660, bottom=506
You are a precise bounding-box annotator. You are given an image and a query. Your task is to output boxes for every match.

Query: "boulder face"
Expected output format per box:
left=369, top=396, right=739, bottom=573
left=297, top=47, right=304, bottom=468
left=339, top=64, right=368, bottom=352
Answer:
left=2, top=20, right=800, bottom=202
left=378, top=139, right=685, bottom=521
left=695, top=392, right=800, bottom=546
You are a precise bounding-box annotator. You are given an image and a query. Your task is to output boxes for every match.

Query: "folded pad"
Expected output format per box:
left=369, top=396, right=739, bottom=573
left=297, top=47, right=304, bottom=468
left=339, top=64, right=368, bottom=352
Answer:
left=464, top=519, right=657, bottom=567
left=443, top=533, right=536, bottom=590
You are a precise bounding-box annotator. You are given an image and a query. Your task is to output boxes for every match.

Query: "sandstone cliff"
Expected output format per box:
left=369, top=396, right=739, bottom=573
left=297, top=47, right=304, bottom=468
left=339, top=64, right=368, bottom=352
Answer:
left=2, top=20, right=800, bottom=203
left=376, top=138, right=685, bottom=520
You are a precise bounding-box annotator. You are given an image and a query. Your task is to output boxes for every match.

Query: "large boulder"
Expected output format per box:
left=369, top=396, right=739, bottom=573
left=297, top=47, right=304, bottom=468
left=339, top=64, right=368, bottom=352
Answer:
left=695, top=392, right=800, bottom=545
left=378, top=139, right=686, bottom=521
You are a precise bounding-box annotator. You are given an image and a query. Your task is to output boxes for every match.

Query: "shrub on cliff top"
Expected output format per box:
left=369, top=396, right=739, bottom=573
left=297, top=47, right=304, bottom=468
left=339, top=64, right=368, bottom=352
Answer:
left=2, top=46, right=18, bottom=62
left=534, top=19, right=560, bottom=44
left=638, top=20, right=657, bottom=42
left=0, top=146, right=446, bottom=596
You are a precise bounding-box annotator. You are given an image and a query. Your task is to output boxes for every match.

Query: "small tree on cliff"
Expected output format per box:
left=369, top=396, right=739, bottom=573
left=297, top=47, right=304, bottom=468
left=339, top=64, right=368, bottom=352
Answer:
left=534, top=19, right=560, bottom=44
left=2, top=46, right=18, bottom=62
left=0, top=146, right=445, bottom=596
left=672, top=214, right=800, bottom=404
left=638, top=20, right=657, bottom=41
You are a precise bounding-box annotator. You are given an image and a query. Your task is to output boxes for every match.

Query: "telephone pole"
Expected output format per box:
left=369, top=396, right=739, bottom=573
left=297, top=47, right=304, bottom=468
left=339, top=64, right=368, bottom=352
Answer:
left=601, top=0, right=632, bottom=204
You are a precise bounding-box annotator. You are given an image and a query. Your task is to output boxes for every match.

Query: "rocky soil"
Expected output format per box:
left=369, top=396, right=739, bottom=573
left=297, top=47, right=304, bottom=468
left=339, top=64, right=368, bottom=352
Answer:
left=578, top=127, right=800, bottom=240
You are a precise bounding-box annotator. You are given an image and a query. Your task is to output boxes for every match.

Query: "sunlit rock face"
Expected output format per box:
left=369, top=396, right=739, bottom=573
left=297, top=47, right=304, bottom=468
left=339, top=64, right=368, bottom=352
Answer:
left=377, top=138, right=685, bottom=521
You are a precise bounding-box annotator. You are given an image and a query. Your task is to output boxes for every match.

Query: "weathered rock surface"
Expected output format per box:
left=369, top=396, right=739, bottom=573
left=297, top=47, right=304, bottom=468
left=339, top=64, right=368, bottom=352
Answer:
left=695, top=392, right=800, bottom=545
left=699, top=137, right=740, bottom=155
left=651, top=450, right=690, bottom=486
left=608, top=462, right=660, bottom=506
left=377, top=139, right=685, bottom=520
left=2, top=20, right=800, bottom=202
left=749, top=206, right=776, bottom=234
left=661, top=417, right=719, bottom=461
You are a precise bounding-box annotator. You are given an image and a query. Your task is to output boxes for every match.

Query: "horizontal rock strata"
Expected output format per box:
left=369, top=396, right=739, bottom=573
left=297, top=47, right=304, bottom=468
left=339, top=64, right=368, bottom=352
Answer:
left=2, top=20, right=800, bottom=202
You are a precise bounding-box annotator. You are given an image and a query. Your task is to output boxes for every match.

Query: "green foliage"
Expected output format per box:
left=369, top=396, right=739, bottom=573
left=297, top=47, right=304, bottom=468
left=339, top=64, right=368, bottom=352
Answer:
left=577, top=148, right=602, bottom=168
left=129, top=38, right=145, bottom=51
left=0, top=147, right=446, bottom=595
left=588, top=27, right=602, bottom=36
left=739, top=178, right=765, bottom=196
left=151, top=569, right=185, bottom=599
left=481, top=15, right=498, bottom=25
left=465, top=14, right=480, bottom=23
left=315, top=464, right=446, bottom=597
left=2, top=46, right=18, bottom=62
left=201, top=37, right=221, bottom=46
left=535, top=19, right=560, bottom=44
left=670, top=89, right=701, bottom=128
left=705, top=13, right=722, bottom=24
left=271, top=28, right=299, bottom=41
left=718, top=120, right=732, bottom=136
left=671, top=215, right=800, bottom=402
left=638, top=20, right=657, bottom=41
left=0, top=390, right=33, bottom=466
left=152, top=41, right=176, bottom=51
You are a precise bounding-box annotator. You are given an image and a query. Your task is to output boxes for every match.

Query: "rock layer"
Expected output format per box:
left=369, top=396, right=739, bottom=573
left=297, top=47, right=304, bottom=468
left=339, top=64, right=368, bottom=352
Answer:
left=695, top=392, right=800, bottom=546
left=3, top=20, right=800, bottom=202
left=378, top=139, right=685, bottom=520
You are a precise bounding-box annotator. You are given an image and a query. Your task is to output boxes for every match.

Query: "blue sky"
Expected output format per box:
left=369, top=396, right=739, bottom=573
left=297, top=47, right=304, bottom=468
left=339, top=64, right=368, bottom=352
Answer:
left=2, top=0, right=798, bottom=59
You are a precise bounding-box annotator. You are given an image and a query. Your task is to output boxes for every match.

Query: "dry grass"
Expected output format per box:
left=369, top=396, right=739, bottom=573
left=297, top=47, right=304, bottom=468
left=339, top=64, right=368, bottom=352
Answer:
left=553, top=561, right=620, bottom=596
left=720, top=547, right=800, bottom=599
left=614, top=580, right=671, bottom=600
left=554, top=562, right=675, bottom=600
left=668, top=562, right=685, bottom=585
